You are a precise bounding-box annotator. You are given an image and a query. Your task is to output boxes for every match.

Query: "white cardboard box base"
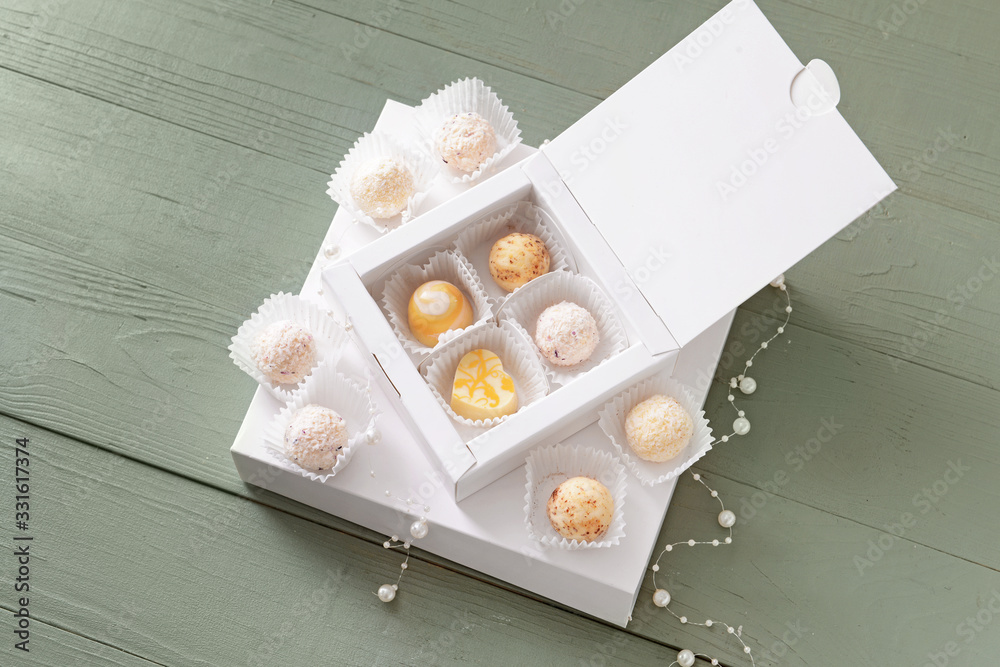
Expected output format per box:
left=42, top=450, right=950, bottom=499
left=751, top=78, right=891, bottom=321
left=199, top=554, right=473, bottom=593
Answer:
left=231, top=102, right=736, bottom=627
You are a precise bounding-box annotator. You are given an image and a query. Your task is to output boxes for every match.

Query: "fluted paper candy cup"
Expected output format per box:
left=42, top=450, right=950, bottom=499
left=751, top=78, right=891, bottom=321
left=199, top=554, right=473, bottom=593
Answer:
left=598, top=376, right=713, bottom=486
left=452, top=201, right=575, bottom=304
left=229, top=292, right=349, bottom=401
left=262, top=363, right=379, bottom=483
left=523, top=443, right=628, bottom=550
left=496, top=271, right=628, bottom=387
left=414, top=77, right=522, bottom=184
left=326, top=131, right=437, bottom=233
left=421, top=319, right=549, bottom=430
left=380, top=250, right=493, bottom=358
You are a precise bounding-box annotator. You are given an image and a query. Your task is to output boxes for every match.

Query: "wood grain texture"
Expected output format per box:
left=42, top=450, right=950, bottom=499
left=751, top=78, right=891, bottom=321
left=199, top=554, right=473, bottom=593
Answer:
left=0, top=619, right=160, bottom=666
left=5, top=414, right=1000, bottom=666
left=0, top=416, right=671, bottom=667
left=0, top=0, right=998, bottom=664
left=1, top=0, right=997, bottom=384
left=2, top=61, right=996, bottom=564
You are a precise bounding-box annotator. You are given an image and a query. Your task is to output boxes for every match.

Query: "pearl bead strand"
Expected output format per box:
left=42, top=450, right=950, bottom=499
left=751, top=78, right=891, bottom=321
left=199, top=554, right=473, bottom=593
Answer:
left=651, top=473, right=755, bottom=666
left=353, top=371, right=433, bottom=605
left=651, top=278, right=793, bottom=666
left=714, top=275, right=793, bottom=447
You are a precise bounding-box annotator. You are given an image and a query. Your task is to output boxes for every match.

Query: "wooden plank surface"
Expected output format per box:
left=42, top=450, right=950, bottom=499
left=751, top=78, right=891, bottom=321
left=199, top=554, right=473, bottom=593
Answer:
left=1, top=0, right=998, bottom=664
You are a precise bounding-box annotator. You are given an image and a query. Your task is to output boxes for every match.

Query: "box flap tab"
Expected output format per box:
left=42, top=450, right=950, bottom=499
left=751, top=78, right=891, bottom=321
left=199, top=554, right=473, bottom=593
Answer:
left=542, top=0, right=896, bottom=347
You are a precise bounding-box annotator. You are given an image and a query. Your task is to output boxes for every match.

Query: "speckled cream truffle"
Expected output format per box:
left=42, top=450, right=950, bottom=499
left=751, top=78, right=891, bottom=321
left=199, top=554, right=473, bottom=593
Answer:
left=546, top=476, right=614, bottom=542
left=534, top=301, right=600, bottom=367
left=250, top=320, right=317, bottom=385
left=436, top=112, right=497, bottom=172
left=488, top=232, right=550, bottom=292
left=349, top=157, right=415, bottom=219
left=283, top=404, right=348, bottom=472
left=625, top=394, right=694, bottom=463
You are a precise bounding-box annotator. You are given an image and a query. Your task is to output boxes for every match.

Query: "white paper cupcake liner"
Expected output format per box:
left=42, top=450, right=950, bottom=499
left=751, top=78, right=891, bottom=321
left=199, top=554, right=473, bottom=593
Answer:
left=597, top=376, right=714, bottom=486
left=262, top=363, right=380, bottom=483
left=380, top=250, right=493, bottom=358
left=495, top=271, right=629, bottom=387
left=452, top=201, right=575, bottom=304
left=413, top=77, right=522, bottom=184
left=229, top=292, right=349, bottom=401
left=326, top=132, right=437, bottom=233
left=523, top=443, right=628, bottom=550
left=421, top=320, right=549, bottom=430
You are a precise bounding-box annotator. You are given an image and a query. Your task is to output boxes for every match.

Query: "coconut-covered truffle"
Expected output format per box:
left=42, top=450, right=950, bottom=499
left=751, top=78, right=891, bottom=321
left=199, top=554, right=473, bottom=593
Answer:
left=625, top=394, right=694, bottom=463
left=349, top=157, right=415, bottom=219
left=534, top=301, right=599, bottom=367
left=435, top=112, right=497, bottom=172
left=283, top=404, right=348, bottom=472
left=250, top=320, right=317, bottom=385
left=546, top=476, right=614, bottom=542
left=488, top=232, right=550, bottom=292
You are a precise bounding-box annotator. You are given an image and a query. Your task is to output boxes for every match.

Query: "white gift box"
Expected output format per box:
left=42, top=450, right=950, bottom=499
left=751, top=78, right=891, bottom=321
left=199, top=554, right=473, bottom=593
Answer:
left=322, top=0, right=895, bottom=501
left=233, top=0, right=896, bottom=626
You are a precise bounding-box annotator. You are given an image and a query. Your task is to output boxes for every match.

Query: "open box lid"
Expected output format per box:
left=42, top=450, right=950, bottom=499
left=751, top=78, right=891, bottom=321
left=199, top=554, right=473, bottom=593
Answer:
left=541, top=0, right=896, bottom=348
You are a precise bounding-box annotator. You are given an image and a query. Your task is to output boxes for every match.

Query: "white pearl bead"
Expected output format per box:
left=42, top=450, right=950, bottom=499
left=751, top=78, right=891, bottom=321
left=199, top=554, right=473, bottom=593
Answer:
left=733, top=417, right=751, bottom=435
left=785, top=306, right=793, bottom=313
left=721, top=435, right=729, bottom=443
left=679, top=616, right=687, bottom=624
left=727, top=394, right=735, bottom=402
left=705, top=620, right=713, bottom=626
left=651, top=564, right=659, bottom=572
left=739, top=377, right=757, bottom=394
left=400, top=562, right=408, bottom=570
left=770, top=274, right=785, bottom=288
left=725, top=537, right=732, bottom=544
left=710, top=490, right=718, bottom=497
left=712, top=539, right=719, bottom=546
left=777, top=326, right=784, bottom=333
left=377, top=584, right=396, bottom=602
left=692, top=473, right=700, bottom=481
left=745, top=360, right=753, bottom=367
left=712, top=660, right=719, bottom=666
left=688, top=539, right=696, bottom=546
left=652, top=588, right=671, bottom=607
left=665, top=544, right=673, bottom=552
left=382, top=541, right=390, bottom=549
left=744, top=646, right=752, bottom=653
left=677, top=649, right=696, bottom=667
left=718, top=510, right=737, bottom=528
left=760, top=341, right=768, bottom=349
left=410, top=519, right=429, bottom=540
left=729, top=377, right=738, bottom=388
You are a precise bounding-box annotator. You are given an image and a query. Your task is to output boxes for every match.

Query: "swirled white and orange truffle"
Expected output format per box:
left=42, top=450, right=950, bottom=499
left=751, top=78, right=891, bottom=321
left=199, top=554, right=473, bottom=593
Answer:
left=407, top=280, right=474, bottom=347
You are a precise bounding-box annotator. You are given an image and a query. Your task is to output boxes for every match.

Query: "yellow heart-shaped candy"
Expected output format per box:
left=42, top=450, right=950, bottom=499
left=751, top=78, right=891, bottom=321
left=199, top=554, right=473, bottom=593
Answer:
left=450, top=349, right=518, bottom=421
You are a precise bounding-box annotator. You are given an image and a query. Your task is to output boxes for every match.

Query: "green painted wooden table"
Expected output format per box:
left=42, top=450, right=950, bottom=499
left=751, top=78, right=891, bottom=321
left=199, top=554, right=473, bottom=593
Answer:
left=2, top=0, right=998, bottom=664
